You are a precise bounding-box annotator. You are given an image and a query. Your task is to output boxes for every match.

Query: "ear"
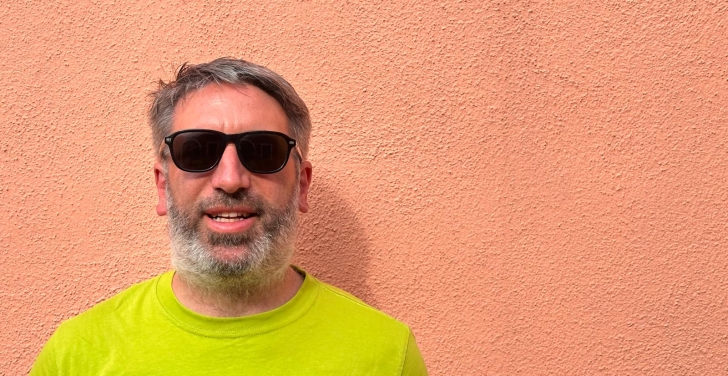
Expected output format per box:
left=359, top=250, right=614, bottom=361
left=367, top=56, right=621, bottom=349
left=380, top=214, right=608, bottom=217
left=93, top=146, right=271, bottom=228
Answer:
left=297, top=160, right=313, bottom=213
left=154, top=161, right=168, bottom=216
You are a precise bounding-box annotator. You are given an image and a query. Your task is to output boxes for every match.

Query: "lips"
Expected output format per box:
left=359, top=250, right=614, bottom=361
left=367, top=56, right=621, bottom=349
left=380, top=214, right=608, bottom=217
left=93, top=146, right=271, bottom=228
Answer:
left=202, top=207, right=260, bottom=234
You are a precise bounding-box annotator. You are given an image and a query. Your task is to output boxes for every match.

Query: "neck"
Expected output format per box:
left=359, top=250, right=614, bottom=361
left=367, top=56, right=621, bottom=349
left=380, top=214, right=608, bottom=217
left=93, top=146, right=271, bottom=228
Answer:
left=171, top=266, right=304, bottom=317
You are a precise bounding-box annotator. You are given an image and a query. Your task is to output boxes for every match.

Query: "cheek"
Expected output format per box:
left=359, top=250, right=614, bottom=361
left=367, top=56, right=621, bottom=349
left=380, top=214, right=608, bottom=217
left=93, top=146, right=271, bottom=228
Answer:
left=254, top=176, right=297, bottom=205
left=167, top=174, right=208, bottom=206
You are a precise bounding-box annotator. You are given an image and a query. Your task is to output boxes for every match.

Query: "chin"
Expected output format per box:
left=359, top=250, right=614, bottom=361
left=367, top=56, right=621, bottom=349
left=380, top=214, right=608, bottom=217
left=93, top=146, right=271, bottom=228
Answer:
left=208, top=244, right=253, bottom=262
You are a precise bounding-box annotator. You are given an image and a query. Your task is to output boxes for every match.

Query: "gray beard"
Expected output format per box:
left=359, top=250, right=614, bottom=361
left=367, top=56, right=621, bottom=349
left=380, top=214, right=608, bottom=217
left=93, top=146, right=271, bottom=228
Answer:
left=166, top=182, right=299, bottom=298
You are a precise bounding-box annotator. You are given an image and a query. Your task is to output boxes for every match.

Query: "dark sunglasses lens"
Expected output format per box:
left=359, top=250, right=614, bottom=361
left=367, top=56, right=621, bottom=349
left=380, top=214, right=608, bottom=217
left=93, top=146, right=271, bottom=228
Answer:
left=171, top=132, right=224, bottom=171
left=237, top=133, right=290, bottom=173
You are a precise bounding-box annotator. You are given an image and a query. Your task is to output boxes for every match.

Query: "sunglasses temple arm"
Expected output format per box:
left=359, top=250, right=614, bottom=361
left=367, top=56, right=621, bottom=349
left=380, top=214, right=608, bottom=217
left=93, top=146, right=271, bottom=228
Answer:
left=158, top=142, right=169, bottom=159
left=294, top=145, right=304, bottom=162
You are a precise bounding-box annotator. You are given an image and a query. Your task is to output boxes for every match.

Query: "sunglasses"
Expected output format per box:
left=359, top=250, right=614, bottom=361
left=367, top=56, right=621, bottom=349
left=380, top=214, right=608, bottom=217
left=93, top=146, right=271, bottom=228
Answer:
left=164, top=129, right=298, bottom=174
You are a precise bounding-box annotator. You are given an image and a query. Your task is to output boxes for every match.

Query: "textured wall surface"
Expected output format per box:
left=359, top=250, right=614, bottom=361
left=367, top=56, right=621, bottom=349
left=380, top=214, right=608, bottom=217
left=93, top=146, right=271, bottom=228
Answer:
left=2, top=1, right=727, bottom=374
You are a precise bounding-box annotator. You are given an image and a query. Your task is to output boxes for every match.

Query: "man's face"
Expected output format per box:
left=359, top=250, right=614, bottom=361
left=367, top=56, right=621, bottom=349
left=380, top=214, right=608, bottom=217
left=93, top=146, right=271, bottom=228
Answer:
left=153, top=83, right=312, bottom=282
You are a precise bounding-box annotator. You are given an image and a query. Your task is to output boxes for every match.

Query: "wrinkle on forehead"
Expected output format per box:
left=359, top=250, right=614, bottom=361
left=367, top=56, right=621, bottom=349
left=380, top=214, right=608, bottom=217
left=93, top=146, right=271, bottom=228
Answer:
left=172, top=83, right=288, bottom=135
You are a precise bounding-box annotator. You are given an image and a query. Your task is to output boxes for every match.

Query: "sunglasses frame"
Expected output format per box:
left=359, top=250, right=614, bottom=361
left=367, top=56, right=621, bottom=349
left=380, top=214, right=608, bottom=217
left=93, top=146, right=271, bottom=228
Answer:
left=164, top=129, right=298, bottom=174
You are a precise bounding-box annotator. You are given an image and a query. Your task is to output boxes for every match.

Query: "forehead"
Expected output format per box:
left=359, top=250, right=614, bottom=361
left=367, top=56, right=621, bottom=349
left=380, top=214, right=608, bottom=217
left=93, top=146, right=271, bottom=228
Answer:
left=171, top=83, right=289, bottom=135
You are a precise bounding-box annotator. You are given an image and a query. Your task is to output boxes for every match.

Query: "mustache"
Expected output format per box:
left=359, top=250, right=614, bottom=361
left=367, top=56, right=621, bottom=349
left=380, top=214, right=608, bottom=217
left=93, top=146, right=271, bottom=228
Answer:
left=195, top=190, right=267, bottom=214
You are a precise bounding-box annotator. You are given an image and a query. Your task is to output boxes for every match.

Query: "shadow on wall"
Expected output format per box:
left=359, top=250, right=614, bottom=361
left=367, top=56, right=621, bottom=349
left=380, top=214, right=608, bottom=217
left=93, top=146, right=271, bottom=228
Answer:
left=293, top=175, right=374, bottom=306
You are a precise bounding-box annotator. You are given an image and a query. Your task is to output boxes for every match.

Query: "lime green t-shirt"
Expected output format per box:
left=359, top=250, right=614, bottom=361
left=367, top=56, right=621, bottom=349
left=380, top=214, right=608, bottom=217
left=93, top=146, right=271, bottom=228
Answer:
left=30, top=269, right=427, bottom=375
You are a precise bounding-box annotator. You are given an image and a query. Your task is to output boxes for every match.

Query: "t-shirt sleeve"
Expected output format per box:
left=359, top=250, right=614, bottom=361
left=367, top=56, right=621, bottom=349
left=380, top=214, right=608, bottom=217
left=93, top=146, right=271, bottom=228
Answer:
left=29, top=330, right=60, bottom=376
left=400, top=329, right=428, bottom=376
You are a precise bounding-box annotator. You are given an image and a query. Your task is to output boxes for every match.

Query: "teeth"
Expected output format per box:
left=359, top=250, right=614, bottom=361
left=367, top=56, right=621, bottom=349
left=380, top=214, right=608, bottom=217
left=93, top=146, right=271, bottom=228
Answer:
left=211, top=212, right=254, bottom=222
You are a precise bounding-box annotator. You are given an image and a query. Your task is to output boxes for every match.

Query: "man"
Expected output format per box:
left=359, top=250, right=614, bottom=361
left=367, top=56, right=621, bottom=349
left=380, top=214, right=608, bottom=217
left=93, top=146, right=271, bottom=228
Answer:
left=30, top=58, right=427, bottom=375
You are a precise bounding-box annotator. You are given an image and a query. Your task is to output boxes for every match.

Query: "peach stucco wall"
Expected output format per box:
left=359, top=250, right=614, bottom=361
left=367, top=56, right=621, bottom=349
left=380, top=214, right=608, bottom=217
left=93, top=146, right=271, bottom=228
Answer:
left=2, top=1, right=727, bottom=374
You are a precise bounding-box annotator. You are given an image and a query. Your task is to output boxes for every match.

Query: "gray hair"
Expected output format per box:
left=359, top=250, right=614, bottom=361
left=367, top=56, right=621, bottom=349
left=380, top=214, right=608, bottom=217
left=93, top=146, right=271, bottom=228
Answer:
left=149, top=57, right=311, bottom=160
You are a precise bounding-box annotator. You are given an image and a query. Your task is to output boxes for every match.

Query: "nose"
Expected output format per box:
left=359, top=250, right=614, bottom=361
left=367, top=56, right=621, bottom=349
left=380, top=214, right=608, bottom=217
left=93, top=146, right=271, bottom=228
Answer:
left=210, top=143, right=251, bottom=193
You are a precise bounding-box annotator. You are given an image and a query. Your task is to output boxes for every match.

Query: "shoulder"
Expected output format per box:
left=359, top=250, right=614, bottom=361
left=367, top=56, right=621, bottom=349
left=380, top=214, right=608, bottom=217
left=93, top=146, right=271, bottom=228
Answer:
left=319, top=279, right=404, bottom=321
left=31, top=273, right=169, bottom=375
left=300, top=273, right=428, bottom=375
left=50, top=272, right=166, bottom=344
left=305, top=273, right=412, bottom=341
